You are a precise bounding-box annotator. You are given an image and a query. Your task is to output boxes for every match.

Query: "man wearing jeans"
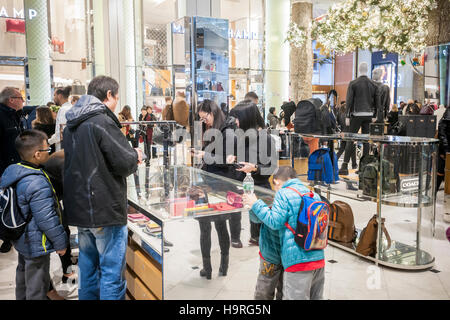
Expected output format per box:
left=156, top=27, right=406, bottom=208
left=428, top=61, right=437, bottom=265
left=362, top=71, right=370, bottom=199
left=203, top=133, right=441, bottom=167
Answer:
left=63, top=76, right=142, bottom=300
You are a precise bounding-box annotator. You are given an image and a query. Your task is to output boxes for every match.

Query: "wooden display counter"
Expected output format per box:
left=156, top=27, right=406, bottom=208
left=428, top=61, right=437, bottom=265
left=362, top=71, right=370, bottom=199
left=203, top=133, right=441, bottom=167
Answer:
left=125, top=238, right=162, bottom=300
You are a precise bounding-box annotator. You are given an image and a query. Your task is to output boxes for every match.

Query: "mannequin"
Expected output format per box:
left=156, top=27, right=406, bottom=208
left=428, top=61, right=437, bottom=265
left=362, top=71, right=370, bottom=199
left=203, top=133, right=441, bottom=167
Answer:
left=339, top=62, right=381, bottom=175
left=372, top=68, right=390, bottom=122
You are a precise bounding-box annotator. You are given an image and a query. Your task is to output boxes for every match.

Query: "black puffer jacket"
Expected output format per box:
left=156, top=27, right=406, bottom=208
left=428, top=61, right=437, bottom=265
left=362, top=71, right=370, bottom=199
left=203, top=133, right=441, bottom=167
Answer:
left=438, top=108, right=450, bottom=156
left=62, top=95, right=138, bottom=228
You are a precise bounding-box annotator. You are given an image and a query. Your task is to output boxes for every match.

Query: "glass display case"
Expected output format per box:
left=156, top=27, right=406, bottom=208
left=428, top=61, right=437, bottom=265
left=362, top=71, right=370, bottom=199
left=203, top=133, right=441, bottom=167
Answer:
left=284, top=132, right=439, bottom=270
left=191, top=17, right=229, bottom=108
left=126, top=165, right=273, bottom=299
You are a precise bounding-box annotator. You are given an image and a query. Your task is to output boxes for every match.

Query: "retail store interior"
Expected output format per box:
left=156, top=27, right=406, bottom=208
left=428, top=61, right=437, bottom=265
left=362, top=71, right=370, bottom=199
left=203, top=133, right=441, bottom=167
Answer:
left=0, top=0, right=450, bottom=301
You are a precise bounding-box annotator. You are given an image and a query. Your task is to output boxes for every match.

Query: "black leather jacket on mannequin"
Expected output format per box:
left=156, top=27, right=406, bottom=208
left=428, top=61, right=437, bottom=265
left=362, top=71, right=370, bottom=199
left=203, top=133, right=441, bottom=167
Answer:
left=345, top=75, right=381, bottom=118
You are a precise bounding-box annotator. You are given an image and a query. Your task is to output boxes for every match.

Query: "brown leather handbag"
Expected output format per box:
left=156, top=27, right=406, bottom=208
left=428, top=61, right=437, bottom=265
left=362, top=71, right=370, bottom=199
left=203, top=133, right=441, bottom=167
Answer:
left=328, top=200, right=357, bottom=248
left=356, top=215, right=392, bottom=257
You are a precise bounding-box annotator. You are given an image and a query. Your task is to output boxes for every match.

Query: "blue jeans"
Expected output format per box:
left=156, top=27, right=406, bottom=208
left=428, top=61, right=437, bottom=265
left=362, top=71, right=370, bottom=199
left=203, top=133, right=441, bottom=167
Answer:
left=77, top=225, right=128, bottom=300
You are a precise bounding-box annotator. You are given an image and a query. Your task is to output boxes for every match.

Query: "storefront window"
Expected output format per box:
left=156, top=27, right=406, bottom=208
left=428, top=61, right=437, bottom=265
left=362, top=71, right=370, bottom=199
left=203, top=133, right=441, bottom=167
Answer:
left=142, top=0, right=177, bottom=110
left=222, top=0, right=264, bottom=109
left=0, top=0, right=26, bottom=91
left=48, top=0, right=92, bottom=91
left=312, top=41, right=333, bottom=86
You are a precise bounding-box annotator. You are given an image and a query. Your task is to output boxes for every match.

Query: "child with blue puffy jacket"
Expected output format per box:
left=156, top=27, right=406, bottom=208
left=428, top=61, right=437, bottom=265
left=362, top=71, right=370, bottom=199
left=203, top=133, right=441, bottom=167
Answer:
left=0, top=130, right=67, bottom=300
left=244, top=166, right=325, bottom=300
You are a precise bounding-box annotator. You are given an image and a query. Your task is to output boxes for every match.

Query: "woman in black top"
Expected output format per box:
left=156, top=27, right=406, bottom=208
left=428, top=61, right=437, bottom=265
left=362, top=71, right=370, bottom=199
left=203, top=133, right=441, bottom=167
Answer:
left=32, top=106, right=56, bottom=153
left=194, top=100, right=232, bottom=280
left=228, top=101, right=276, bottom=246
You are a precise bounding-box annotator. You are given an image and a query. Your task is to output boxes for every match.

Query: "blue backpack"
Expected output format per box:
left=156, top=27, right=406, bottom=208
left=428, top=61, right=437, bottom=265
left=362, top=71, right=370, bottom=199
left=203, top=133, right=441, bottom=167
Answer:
left=284, top=187, right=329, bottom=251
left=308, top=148, right=339, bottom=184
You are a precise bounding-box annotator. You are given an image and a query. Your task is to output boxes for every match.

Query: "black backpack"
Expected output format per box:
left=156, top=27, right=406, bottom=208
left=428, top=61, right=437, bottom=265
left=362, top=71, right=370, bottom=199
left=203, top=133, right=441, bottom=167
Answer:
left=0, top=185, right=31, bottom=241
left=319, top=103, right=338, bottom=134
left=294, top=98, right=323, bottom=134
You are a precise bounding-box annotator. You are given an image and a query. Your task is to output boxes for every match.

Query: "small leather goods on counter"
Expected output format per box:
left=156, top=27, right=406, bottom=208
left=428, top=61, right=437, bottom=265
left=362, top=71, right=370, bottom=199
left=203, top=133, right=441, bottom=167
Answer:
left=356, top=215, right=392, bottom=257
left=226, top=191, right=243, bottom=208
left=128, top=214, right=150, bottom=223
left=169, top=198, right=195, bottom=217
left=145, top=222, right=161, bottom=234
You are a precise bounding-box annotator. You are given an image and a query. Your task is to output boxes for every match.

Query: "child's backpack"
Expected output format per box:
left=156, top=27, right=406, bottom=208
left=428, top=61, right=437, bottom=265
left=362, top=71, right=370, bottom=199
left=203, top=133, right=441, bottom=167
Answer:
left=328, top=200, right=357, bottom=248
left=0, top=185, right=31, bottom=241
left=308, top=148, right=339, bottom=184
left=284, top=187, right=329, bottom=251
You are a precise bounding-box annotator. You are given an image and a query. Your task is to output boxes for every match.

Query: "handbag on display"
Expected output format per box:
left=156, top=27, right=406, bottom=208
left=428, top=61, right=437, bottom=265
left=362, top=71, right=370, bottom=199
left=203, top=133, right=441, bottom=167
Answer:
left=71, top=80, right=86, bottom=95
left=6, top=19, right=25, bottom=34
left=356, top=215, right=392, bottom=257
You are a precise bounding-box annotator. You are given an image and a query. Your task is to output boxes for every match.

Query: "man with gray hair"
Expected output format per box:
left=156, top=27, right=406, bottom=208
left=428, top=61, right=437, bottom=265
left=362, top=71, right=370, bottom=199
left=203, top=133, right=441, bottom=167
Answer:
left=372, top=67, right=390, bottom=122
left=339, top=62, right=381, bottom=176
left=0, top=87, right=25, bottom=253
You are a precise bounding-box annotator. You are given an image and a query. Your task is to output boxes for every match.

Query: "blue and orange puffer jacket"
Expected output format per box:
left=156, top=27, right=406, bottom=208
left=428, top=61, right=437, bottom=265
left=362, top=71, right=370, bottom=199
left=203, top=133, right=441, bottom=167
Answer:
left=251, top=178, right=325, bottom=269
left=0, top=163, right=67, bottom=258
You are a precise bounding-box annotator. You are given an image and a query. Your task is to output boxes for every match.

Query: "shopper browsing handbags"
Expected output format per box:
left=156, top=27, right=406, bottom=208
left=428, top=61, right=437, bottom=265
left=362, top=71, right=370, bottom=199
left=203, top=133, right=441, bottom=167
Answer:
left=194, top=99, right=233, bottom=279
left=243, top=166, right=325, bottom=300
left=228, top=101, right=277, bottom=247
left=63, top=76, right=143, bottom=300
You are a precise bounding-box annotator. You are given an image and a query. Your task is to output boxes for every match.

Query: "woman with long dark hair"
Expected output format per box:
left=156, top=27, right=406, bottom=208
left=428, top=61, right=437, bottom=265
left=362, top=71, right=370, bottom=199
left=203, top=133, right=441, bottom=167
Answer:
left=228, top=100, right=276, bottom=247
left=194, top=99, right=232, bottom=279
left=32, top=106, right=56, bottom=153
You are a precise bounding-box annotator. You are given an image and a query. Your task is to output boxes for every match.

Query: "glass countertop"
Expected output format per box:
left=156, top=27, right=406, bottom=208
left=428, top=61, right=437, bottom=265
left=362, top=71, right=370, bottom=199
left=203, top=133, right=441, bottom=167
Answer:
left=127, top=165, right=275, bottom=223
left=283, top=132, right=439, bottom=145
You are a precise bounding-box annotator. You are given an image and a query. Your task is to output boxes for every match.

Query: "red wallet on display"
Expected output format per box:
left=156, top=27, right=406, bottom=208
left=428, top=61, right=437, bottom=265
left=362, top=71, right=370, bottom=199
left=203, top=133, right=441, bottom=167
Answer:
left=226, top=191, right=243, bottom=208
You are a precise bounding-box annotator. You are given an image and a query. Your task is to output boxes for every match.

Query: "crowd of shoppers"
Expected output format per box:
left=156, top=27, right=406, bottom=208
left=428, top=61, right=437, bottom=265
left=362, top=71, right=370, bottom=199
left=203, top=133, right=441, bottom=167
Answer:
left=1, top=73, right=448, bottom=302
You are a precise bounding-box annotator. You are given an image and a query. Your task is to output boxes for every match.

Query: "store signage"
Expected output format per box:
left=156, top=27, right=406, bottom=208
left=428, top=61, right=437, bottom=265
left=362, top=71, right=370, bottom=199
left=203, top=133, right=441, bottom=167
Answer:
left=0, top=6, right=37, bottom=20
left=228, top=28, right=260, bottom=40
left=400, top=177, right=419, bottom=192
left=172, top=23, right=261, bottom=40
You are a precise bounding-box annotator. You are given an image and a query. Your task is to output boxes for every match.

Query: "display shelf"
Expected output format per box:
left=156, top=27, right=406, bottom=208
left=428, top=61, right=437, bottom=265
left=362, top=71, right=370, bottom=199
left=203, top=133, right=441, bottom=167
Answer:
left=127, top=220, right=162, bottom=264
left=311, top=180, right=434, bottom=208
left=284, top=132, right=438, bottom=270
left=197, top=69, right=228, bottom=77
left=197, top=90, right=227, bottom=94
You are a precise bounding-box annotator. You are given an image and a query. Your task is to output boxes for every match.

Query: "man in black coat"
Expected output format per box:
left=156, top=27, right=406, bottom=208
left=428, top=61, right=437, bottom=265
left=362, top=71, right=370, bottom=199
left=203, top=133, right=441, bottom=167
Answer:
left=63, top=76, right=142, bottom=300
left=0, top=87, right=25, bottom=253
left=339, top=62, right=381, bottom=175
